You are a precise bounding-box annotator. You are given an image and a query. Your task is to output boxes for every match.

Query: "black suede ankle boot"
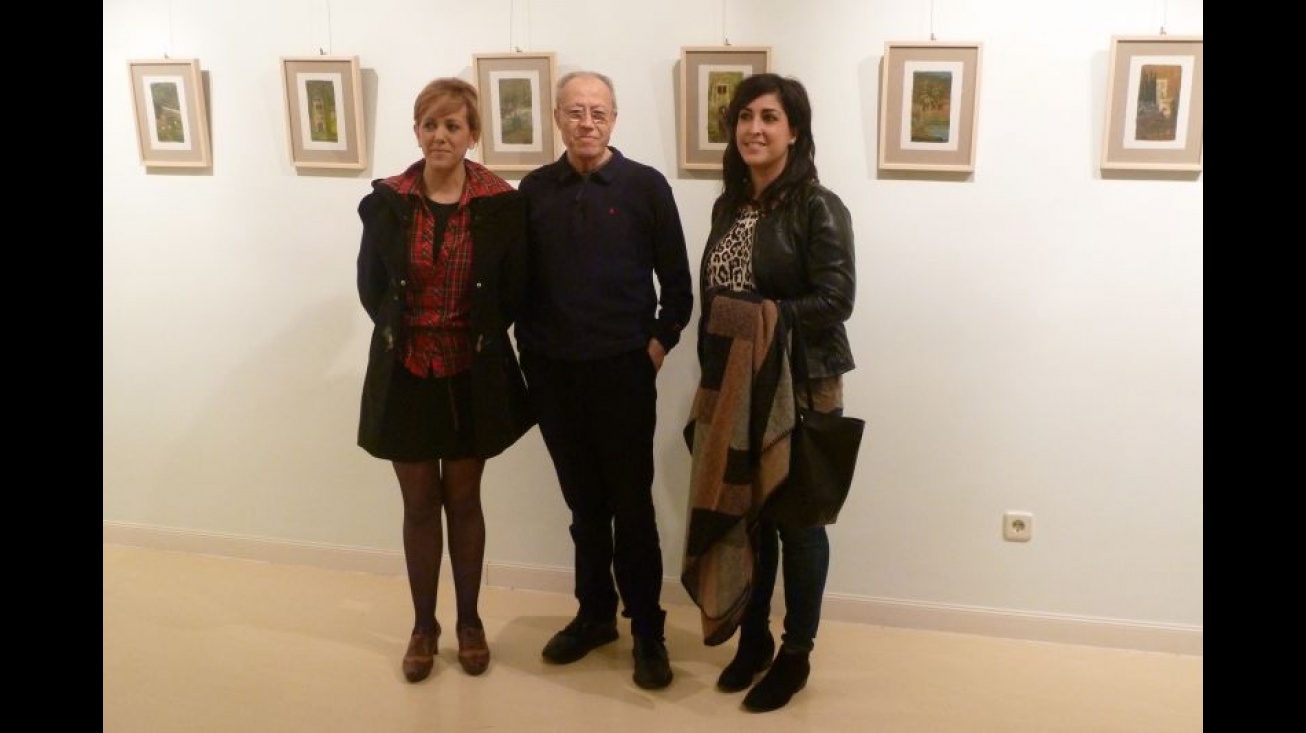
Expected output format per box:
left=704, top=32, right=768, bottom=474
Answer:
left=742, top=647, right=810, bottom=712
left=716, top=631, right=775, bottom=692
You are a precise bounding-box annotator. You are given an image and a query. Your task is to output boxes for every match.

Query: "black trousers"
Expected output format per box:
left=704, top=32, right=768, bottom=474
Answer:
left=521, top=348, right=666, bottom=638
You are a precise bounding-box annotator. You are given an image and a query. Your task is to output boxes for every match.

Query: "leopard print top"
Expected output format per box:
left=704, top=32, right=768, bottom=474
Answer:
left=704, top=204, right=760, bottom=292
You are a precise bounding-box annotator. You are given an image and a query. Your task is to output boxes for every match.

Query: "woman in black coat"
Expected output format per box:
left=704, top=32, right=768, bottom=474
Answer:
left=356, top=78, right=534, bottom=683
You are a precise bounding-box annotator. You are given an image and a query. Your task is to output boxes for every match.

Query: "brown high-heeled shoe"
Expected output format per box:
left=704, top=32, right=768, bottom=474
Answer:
left=456, top=622, right=490, bottom=676
left=402, top=623, right=440, bottom=683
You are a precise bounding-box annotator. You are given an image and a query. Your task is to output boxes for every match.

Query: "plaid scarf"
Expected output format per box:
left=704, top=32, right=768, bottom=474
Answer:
left=680, top=289, right=795, bottom=645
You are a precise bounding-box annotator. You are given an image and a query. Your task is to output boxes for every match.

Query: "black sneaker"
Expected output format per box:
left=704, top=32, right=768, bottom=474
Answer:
left=632, top=636, right=673, bottom=689
left=541, top=616, right=619, bottom=664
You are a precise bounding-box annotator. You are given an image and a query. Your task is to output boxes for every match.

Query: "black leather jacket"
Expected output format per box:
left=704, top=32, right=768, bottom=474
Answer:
left=700, top=181, right=856, bottom=380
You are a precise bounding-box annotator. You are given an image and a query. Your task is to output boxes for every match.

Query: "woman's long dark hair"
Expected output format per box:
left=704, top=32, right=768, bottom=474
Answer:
left=718, top=73, right=818, bottom=215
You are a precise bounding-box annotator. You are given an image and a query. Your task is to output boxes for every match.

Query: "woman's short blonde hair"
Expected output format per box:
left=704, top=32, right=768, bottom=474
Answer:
left=413, top=77, right=482, bottom=137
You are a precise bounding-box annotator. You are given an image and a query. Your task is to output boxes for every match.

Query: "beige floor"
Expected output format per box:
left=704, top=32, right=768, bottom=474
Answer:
left=103, top=543, right=1202, bottom=733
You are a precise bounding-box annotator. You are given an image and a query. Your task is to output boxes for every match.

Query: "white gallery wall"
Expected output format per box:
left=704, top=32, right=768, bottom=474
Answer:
left=102, top=0, right=1203, bottom=652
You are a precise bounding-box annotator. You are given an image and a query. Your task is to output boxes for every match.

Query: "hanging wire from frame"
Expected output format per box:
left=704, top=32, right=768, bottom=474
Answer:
left=509, top=0, right=526, bottom=52
left=929, top=0, right=936, bottom=41
left=320, top=0, right=333, bottom=54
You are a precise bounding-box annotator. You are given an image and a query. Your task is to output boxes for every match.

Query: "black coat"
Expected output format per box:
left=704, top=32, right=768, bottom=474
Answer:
left=356, top=183, right=535, bottom=459
left=702, top=182, right=857, bottom=380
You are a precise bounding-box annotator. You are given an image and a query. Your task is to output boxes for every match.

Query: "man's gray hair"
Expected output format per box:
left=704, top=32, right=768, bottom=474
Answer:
left=555, top=70, right=617, bottom=111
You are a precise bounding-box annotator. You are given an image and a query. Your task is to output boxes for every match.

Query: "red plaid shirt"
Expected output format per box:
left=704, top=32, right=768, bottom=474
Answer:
left=380, top=159, right=514, bottom=377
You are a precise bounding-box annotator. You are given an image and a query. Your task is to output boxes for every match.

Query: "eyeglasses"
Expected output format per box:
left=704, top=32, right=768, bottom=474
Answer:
left=561, top=106, right=612, bottom=126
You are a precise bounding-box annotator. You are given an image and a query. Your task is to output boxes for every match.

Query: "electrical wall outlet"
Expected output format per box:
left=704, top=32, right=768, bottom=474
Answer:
left=1002, top=511, right=1034, bottom=542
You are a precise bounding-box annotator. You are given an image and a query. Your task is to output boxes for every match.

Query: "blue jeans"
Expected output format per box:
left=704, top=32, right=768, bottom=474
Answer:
left=739, top=518, right=830, bottom=653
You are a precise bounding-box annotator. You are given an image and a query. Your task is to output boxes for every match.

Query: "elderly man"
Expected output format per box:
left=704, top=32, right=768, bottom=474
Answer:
left=515, top=70, right=693, bottom=691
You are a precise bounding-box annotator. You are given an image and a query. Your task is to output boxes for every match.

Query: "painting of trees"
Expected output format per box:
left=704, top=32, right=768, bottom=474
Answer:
left=149, top=81, right=185, bottom=143
left=497, top=78, right=535, bottom=145
left=1133, top=64, right=1182, bottom=141
left=908, top=70, right=953, bottom=143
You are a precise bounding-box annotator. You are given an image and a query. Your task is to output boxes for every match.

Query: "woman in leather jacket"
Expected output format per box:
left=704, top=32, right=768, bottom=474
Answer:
left=356, top=78, right=534, bottom=683
left=698, top=73, right=856, bottom=713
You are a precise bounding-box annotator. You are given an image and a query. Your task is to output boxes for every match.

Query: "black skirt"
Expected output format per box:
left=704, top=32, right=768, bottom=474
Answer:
left=361, top=360, right=476, bottom=462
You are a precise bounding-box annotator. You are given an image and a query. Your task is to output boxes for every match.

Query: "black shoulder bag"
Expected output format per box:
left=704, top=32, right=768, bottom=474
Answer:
left=760, top=317, right=866, bottom=528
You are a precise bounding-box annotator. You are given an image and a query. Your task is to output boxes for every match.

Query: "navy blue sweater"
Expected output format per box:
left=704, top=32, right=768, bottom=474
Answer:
left=515, top=148, right=693, bottom=361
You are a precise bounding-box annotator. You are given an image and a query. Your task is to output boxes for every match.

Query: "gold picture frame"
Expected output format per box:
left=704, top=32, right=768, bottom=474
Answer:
left=678, top=46, right=772, bottom=171
left=1100, top=35, right=1203, bottom=172
left=127, top=58, right=211, bottom=168
left=878, top=41, right=983, bottom=173
left=279, top=55, right=367, bottom=170
left=472, top=52, right=560, bottom=173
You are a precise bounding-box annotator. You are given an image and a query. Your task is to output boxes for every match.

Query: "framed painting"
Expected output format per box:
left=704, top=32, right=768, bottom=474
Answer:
left=472, top=52, right=560, bottom=173
left=127, top=58, right=211, bottom=168
left=679, top=46, right=771, bottom=170
left=878, top=41, right=983, bottom=173
left=279, top=56, right=367, bottom=170
left=1100, top=36, right=1203, bottom=172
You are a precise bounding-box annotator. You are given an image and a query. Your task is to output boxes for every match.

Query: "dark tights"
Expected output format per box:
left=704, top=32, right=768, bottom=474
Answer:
left=393, top=457, right=486, bottom=634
